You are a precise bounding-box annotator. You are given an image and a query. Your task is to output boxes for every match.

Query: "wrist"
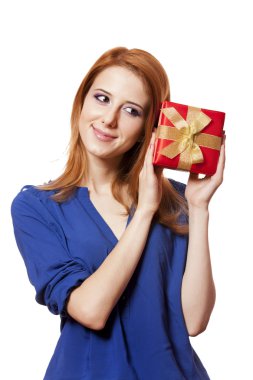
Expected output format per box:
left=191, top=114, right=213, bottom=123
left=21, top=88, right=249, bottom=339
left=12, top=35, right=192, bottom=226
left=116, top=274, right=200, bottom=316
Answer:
left=135, top=208, right=155, bottom=220
left=187, top=199, right=209, bottom=211
left=188, top=204, right=209, bottom=216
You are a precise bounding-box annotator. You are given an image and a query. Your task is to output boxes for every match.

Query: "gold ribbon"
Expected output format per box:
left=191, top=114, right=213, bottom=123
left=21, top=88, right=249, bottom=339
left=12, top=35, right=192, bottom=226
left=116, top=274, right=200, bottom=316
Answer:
left=156, top=106, right=222, bottom=170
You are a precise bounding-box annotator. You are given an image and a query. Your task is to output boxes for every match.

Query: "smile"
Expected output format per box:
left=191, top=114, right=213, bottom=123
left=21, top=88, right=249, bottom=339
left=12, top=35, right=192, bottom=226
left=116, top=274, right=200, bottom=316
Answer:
left=92, top=126, right=117, bottom=142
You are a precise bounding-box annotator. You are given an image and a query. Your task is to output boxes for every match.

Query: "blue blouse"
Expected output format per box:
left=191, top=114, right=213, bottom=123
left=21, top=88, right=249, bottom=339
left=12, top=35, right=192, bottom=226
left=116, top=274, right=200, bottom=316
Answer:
left=11, top=178, right=211, bottom=380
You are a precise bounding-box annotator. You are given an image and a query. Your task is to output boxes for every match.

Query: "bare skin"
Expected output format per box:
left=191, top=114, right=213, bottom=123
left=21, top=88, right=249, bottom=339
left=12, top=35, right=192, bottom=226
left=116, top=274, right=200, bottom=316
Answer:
left=87, top=186, right=133, bottom=241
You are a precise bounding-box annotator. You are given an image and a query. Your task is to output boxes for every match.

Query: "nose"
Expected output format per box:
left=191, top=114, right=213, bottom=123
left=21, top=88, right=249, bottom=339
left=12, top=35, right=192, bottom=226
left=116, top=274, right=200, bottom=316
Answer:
left=100, top=107, right=118, bottom=128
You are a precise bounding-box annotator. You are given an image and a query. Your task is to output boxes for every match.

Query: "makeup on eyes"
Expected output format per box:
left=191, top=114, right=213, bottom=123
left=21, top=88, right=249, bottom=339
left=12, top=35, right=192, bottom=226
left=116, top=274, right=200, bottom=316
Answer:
left=94, top=88, right=144, bottom=110
left=93, top=93, right=142, bottom=117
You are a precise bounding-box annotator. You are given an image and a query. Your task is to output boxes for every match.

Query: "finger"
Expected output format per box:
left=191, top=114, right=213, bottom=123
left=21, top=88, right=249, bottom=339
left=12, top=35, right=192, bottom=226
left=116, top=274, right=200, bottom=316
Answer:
left=144, top=132, right=155, bottom=158
left=220, top=133, right=226, bottom=160
left=211, top=143, right=225, bottom=183
left=145, top=132, right=156, bottom=167
left=217, top=142, right=226, bottom=172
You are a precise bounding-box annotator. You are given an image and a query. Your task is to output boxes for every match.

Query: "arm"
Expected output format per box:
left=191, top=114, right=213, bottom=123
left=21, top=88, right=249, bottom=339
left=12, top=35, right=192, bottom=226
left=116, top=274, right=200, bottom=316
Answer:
left=11, top=187, right=92, bottom=318
left=181, top=205, right=215, bottom=337
left=67, top=131, right=163, bottom=330
left=11, top=133, right=162, bottom=332
left=67, top=208, right=154, bottom=330
left=181, top=137, right=226, bottom=336
left=11, top=187, right=154, bottom=331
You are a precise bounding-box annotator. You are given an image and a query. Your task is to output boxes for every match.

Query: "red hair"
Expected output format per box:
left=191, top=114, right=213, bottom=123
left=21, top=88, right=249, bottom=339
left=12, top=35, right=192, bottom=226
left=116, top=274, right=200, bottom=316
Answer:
left=37, top=47, right=188, bottom=235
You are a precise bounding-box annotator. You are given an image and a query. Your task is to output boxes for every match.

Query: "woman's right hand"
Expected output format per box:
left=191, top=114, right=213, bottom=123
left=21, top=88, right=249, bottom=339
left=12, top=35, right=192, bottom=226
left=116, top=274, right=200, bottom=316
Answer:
left=137, top=131, right=164, bottom=215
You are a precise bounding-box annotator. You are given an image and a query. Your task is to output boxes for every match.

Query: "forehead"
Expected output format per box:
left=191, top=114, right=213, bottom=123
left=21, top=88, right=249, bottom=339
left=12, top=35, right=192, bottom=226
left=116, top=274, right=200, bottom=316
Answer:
left=91, top=66, right=149, bottom=104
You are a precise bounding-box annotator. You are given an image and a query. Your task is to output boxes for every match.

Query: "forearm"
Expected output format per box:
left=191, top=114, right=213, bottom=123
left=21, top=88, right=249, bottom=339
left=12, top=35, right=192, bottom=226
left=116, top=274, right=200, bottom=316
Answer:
left=67, top=209, right=154, bottom=330
left=181, top=206, right=216, bottom=336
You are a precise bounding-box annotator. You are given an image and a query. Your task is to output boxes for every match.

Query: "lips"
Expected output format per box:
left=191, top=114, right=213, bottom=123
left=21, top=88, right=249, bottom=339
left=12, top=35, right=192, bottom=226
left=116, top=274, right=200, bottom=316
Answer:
left=92, top=125, right=117, bottom=138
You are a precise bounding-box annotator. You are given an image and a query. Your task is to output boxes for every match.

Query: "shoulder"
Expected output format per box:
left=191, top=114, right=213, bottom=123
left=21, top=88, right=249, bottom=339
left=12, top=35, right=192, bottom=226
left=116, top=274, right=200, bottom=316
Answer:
left=11, top=184, right=57, bottom=221
left=11, top=184, right=56, bottom=206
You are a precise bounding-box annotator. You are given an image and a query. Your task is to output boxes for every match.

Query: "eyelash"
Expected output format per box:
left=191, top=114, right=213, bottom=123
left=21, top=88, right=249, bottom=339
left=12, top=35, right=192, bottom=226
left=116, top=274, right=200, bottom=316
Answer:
left=94, top=94, right=141, bottom=117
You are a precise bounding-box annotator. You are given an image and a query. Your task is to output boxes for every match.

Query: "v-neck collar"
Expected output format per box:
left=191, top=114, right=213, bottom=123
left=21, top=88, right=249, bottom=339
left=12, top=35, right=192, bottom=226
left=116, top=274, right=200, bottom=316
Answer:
left=76, top=186, right=135, bottom=245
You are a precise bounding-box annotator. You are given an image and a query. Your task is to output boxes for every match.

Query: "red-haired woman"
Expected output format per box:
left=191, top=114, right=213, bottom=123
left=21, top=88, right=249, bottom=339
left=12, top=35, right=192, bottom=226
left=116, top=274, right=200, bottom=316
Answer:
left=11, top=47, right=225, bottom=379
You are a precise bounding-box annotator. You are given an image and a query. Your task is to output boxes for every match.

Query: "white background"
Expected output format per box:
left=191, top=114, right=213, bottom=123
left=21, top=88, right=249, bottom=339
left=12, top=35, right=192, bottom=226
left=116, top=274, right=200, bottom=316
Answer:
left=1, top=0, right=252, bottom=379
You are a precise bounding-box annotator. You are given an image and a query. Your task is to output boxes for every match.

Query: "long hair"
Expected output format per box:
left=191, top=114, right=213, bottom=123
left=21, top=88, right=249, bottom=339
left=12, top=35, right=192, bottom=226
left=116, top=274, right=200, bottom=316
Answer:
left=37, top=47, right=189, bottom=235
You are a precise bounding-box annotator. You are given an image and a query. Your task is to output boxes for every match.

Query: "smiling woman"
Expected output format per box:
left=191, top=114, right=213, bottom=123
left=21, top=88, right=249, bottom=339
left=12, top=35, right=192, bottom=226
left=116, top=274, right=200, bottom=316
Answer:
left=11, top=47, right=215, bottom=380
left=33, top=47, right=188, bottom=235
left=78, top=66, right=149, bottom=163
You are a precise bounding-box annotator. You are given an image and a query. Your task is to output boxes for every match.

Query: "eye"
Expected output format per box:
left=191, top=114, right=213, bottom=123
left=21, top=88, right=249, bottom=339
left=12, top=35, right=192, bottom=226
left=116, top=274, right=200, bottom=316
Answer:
left=94, top=94, right=110, bottom=103
left=125, top=107, right=141, bottom=117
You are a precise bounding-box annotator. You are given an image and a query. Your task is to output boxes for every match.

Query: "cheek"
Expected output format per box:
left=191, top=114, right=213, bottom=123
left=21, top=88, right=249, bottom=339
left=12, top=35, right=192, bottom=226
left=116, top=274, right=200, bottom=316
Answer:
left=78, top=111, right=90, bottom=139
left=78, top=113, right=85, bottom=135
left=79, top=110, right=93, bottom=134
left=120, top=116, right=144, bottom=137
left=80, top=97, right=95, bottom=122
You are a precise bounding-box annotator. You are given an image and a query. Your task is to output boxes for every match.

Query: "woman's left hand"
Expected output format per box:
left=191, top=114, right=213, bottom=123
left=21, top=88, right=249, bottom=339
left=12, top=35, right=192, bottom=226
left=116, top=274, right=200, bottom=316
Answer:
left=185, top=133, right=226, bottom=209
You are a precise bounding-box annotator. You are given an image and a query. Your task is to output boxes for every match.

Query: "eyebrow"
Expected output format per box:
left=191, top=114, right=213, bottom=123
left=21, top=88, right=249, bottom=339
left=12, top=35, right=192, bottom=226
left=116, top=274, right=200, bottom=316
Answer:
left=94, top=88, right=144, bottom=111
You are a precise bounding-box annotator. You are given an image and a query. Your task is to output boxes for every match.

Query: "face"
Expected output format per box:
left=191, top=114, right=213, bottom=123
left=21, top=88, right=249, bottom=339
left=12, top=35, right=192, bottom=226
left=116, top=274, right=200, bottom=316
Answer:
left=78, top=66, right=150, bottom=162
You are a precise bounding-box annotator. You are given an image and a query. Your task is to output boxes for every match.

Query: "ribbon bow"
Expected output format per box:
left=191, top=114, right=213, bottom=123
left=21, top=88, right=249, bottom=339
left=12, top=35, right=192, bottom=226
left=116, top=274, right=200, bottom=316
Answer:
left=157, top=106, right=222, bottom=170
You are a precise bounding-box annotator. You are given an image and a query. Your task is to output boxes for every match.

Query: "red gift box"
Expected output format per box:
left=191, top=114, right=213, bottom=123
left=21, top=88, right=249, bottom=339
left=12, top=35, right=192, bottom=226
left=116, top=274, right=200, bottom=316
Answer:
left=153, top=101, right=226, bottom=176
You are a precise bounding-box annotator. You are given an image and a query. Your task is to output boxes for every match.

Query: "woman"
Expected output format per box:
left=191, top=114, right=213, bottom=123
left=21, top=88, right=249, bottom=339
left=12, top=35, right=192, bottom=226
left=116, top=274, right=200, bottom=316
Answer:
left=11, top=47, right=225, bottom=379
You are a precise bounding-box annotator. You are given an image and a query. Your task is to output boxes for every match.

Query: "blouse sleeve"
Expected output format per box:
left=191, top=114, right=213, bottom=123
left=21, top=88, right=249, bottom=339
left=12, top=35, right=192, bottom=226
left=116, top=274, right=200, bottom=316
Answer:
left=11, top=186, right=92, bottom=318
